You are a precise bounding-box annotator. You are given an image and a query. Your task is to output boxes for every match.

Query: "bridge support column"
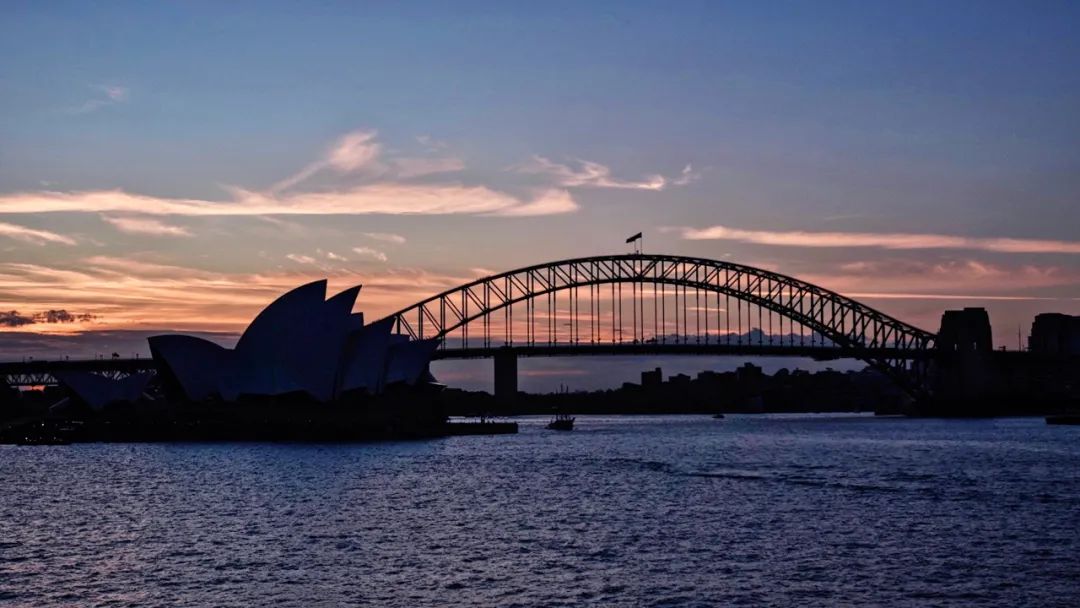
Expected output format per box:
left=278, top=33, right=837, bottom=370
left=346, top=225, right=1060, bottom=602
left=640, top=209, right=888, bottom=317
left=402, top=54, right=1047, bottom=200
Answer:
left=494, top=349, right=518, bottom=404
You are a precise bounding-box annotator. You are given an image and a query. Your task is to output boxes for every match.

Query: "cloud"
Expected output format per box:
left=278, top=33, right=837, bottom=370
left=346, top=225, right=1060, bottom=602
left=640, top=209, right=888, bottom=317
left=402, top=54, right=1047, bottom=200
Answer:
left=0, top=309, right=96, bottom=328
left=515, top=156, right=665, bottom=190
left=326, top=130, right=382, bottom=172
left=351, top=246, right=388, bottom=262
left=486, top=189, right=579, bottom=216
left=275, top=129, right=465, bottom=187
left=677, top=224, right=1080, bottom=254
left=797, top=259, right=1080, bottom=299
left=285, top=254, right=317, bottom=265
left=100, top=85, right=129, bottom=102
left=0, top=221, right=76, bottom=245
left=323, top=250, right=348, bottom=261
left=0, top=130, right=580, bottom=222
left=362, top=232, right=406, bottom=244
left=415, top=135, right=448, bottom=151
left=102, top=215, right=192, bottom=237
left=69, top=84, right=129, bottom=114
left=0, top=184, right=578, bottom=218
left=0, top=257, right=476, bottom=333
left=514, top=155, right=693, bottom=191
left=672, top=164, right=701, bottom=186
left=269, top=129, right=384, bottom=193
left=0, top=311, right=34, bottom=328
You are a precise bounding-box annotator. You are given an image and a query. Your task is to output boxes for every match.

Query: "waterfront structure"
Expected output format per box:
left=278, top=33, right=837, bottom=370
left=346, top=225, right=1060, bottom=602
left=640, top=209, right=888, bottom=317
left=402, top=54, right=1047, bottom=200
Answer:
left=147, top=280, right=439, bottom=404
left=1029, top=313, right=1080, bottom=355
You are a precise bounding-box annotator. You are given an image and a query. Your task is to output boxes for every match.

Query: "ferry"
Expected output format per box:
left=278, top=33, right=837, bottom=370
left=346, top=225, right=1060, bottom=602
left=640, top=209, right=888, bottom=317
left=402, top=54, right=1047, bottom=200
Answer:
left=547, top=412, right=575, bottom=431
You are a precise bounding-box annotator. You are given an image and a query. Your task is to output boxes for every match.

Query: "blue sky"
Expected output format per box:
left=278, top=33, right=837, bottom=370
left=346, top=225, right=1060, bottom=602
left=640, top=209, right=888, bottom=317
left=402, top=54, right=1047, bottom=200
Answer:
left=1, top=1, right=1079, bottom=388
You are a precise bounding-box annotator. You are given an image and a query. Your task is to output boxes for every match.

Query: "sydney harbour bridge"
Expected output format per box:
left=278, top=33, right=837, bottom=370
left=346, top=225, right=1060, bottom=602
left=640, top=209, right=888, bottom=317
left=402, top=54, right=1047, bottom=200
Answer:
left=1, top=253, right=950, bottom=401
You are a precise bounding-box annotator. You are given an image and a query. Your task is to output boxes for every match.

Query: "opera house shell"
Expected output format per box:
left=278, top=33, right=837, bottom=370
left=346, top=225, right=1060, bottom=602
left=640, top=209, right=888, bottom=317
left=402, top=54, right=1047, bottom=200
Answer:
left=52, top=371, right=153, bottom=411
left=145, top=279, right=440, bottom=404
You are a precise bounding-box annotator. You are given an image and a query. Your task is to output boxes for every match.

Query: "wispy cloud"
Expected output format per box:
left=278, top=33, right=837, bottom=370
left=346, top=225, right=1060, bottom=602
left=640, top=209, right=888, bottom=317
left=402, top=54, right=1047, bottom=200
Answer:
left=672, top=164, right=701, bottom=186
left=351, top=246, right=388, bottom=262
left=514, top=155, right=698, bottom=191
left=269, top=129, right=384, bottom=193
left=102, top=215, right=192, bottom=237
left=0, top=129, right=580, bottom=221
left=362, top=232, right=406, bottom=244
left=69, top=84, right=129, bottom=114
left=415, top=135, right=448, bottom=151
left=486, top=189, right=578, bottom=216
left=0, top=257, right=475, bottom=333
left=677, top=224, right=1080, bottom=254
left=798, top=259, right=1080, bottom=299
left=285, top=253, right=317, bottom=265
left=514, top=155, right=669, bottom=190
left=0, top=184, right=578, bottom=217
left=273, top=129, right=465, bottom=188
left=0, top=221, right=76, bottom=245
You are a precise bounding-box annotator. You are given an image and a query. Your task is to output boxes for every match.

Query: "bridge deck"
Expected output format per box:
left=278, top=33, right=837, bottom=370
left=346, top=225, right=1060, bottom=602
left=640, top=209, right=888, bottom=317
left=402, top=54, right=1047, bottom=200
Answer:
left=0, top=343, right=933, bottom=388
left=431, top=343, right=933, bottom=360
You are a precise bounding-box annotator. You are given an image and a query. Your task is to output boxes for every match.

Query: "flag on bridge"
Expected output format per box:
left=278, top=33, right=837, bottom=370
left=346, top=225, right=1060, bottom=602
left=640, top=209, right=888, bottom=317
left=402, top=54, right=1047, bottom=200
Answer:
left=625, top=232, right=643, bottom=244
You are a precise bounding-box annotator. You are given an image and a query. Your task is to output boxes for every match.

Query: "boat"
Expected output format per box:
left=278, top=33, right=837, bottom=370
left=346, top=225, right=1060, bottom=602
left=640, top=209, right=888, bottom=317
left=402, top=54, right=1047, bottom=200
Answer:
left=547, top=412, right=575, bottom=431
left=1046, top=415, right=1080, bottom=425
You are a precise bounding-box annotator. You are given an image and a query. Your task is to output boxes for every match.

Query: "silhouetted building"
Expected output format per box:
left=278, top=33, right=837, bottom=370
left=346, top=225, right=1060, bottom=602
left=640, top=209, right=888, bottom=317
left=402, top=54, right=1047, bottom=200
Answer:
left=736, top=362, right=763, bottom=381
left=668, top=373, right=691, bottom=386
left=937, top=307, right=992, bottom=352
left=1029, top=313, right=1080, bottom=355
left=149, top=280, right=439, bottom=403
left=641, top=367, right=662, bottom=388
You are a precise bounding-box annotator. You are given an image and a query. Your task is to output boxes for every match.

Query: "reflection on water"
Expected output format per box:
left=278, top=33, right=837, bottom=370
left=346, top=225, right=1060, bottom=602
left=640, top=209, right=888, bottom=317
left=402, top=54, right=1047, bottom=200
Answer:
left=2, top=415, right=1079, bottom=606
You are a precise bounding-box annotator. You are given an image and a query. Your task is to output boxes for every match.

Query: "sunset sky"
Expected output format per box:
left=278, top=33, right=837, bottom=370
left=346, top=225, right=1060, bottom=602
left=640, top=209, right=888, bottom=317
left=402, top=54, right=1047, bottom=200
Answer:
left=2, top=2, right=1079, bottom=388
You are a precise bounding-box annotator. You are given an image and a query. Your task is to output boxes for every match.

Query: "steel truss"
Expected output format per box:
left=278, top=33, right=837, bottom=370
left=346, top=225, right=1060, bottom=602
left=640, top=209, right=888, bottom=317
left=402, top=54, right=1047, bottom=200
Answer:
left=385, top=254, right=937, bottom=396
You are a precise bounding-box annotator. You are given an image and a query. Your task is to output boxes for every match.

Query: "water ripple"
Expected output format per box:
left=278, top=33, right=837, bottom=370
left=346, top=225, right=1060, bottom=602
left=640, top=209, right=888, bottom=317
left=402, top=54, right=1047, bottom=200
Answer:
left=2, top=414, right=1079, bottom=606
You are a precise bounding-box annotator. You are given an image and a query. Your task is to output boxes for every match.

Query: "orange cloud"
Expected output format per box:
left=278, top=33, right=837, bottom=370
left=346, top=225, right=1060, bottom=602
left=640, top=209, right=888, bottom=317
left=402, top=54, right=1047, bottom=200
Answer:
left=797, top=259, right=1080, bottom=298
left=0, top=184, right=578, bottom=217
left=679, top=225, right=1080, bottom=254
left=101, top=215, right=192, bottom=237
left=0, top=221, right=76, bottom=245
left=0, top=257, right=476, bottom=334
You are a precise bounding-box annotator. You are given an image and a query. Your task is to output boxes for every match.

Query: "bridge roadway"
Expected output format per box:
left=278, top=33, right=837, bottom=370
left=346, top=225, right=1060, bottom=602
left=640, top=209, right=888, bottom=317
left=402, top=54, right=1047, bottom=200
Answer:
left=429, top=342, right=932, bottom=361
left=0, top=343, right=931, bottom=388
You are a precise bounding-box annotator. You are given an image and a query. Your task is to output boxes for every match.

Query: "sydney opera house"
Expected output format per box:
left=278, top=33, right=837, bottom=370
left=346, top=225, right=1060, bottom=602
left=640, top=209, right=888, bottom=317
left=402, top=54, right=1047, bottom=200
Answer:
left=55, top=280, right=441, bottom=409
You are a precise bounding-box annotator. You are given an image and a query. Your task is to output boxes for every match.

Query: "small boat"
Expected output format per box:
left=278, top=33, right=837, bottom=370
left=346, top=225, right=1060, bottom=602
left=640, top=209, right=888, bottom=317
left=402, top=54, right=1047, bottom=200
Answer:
left=547, top=412, right=575, bottom=431
left=1046, top=415, right=1080, bottom=425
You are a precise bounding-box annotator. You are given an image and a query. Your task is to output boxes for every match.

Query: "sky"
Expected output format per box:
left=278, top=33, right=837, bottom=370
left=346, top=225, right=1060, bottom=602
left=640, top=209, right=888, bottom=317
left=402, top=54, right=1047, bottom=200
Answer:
left=1, top=1, right=1079, bottom=390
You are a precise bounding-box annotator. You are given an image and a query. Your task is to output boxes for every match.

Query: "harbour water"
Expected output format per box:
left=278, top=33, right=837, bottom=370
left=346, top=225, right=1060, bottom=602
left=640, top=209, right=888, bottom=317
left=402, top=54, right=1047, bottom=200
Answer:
left=2, top=415, right=1079, bottom=606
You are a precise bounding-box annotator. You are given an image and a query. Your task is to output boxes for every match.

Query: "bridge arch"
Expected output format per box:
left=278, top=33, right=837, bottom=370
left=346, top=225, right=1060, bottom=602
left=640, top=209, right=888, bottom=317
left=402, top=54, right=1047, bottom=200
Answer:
left=383, top=254, right=936, bottom=395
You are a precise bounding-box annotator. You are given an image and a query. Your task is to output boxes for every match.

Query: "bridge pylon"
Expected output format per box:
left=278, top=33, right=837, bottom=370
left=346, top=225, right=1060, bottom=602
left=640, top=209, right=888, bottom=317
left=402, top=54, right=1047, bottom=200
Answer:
left=494, top=348, right=518, bottom=404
